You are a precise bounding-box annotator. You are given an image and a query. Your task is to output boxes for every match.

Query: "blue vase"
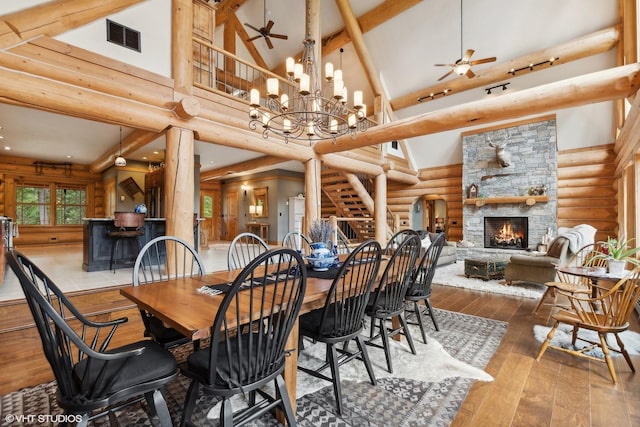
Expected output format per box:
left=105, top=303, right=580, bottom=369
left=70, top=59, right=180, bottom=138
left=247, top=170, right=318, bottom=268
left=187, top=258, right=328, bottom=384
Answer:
left=310, top=242, right=331, bottom=259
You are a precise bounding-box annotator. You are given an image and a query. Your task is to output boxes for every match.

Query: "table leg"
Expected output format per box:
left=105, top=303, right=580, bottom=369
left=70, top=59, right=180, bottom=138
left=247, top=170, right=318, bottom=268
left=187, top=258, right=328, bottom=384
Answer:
left=279, top=318, right=298, bottom=423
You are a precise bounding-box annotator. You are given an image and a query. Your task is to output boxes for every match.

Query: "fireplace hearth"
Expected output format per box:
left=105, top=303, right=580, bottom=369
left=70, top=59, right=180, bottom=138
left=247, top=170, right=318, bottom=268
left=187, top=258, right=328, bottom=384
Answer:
left=484, top=217, right=528, bottom=250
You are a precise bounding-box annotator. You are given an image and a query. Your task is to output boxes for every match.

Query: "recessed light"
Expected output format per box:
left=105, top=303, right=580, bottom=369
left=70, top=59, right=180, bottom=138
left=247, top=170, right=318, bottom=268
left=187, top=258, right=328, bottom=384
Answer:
left=153, top=151, right=160, bottom=155
left=142, top=156, right=148, bottom=160
left=0, top=135, right=4, bottom=139
left=3, top=146, right=10, bottom=151
left=66, top=155, right=72, bottom=159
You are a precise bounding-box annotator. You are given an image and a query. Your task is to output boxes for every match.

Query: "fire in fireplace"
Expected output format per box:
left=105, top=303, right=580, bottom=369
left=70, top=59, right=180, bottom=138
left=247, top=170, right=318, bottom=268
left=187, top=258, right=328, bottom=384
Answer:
left=484, top=217, right=528, bottom=249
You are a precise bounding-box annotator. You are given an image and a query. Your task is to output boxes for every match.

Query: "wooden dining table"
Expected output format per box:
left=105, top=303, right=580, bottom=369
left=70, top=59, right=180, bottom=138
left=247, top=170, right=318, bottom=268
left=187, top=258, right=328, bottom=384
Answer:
left=120, top=258, right=388, bottom=414
left=555, top=265, right=628, bottom=297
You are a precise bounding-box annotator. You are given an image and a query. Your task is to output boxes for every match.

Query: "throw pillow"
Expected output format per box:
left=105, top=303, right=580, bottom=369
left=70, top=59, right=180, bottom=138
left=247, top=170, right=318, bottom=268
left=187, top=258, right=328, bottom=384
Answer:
left=546, top=236, right=567, bottom=258
left=421, top=233, right=431, bottom=249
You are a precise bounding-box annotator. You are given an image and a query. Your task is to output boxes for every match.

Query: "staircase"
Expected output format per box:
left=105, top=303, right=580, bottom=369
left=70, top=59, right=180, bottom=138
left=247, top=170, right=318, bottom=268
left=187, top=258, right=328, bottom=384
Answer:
left=320, top=167, right=378, bottom=242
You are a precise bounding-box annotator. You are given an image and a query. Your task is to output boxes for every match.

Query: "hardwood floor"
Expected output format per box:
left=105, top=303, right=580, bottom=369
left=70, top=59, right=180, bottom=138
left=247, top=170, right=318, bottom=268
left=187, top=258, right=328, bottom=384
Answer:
left=1, top=268, right=639, bottom=426
left=433, top=284, right=640, bottom=427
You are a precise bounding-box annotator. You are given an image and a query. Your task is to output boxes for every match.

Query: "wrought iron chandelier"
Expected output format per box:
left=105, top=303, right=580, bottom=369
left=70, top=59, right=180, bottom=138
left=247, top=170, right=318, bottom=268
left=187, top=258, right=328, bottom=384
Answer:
left=248, top=1, right=368, bottom=143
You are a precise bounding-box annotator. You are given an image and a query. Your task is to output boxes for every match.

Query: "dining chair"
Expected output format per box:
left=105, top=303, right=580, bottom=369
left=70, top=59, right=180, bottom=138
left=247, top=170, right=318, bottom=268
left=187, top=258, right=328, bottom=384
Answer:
left=6, top=249, right=178, bottom=426
left=297, top=239, right=382, bottom=415
left=532, top=242, right=608, bottom=314
left=405, top=232, right=446, bottom=342
left=366, top=233, right=421, bottom=373
left=536, top=266, right=640, bottom=384
left=282, top=230, right=312, bottom=255
left=180, top=247, right=306, bottom=427
left=227, top=231, right=269, bottom=270
left=384, top=229, right=420, bottom=256
left=133, top=235, right=206, bottom=349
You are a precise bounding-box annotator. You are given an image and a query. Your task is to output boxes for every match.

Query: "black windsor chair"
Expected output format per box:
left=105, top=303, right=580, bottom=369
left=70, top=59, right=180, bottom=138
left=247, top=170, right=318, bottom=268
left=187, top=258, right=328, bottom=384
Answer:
left=365, top=233, right=421, bottom=373
left=133, top=235, right=206, bottom=349
left=180, top=247, right=307, bottom=427
left=282, top=230, right=312, bottom=255
left=405, top=232, right=446, bottom=342
left=297, top=240, right=383, bottom=415
left=227, top=231, right=269, bottom=270
left=7, top=249, right=178, bottom=426
left=384, top=229, right=420, bottom=256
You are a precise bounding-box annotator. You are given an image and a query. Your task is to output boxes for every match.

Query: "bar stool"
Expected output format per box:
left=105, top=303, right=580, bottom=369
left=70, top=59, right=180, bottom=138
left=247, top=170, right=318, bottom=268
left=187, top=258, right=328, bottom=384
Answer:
left=108, top=212, right=145, bottom=272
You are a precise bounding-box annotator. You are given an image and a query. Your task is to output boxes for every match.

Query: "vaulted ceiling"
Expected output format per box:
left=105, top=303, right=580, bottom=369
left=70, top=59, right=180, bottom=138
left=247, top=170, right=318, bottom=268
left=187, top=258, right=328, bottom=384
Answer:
left=0, top=0, right=632, bottom=176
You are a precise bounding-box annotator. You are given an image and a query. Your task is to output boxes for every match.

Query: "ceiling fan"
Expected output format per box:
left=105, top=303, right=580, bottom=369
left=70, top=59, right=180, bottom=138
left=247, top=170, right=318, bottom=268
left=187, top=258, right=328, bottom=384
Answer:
left=434, top=0, right=496, bottom=81
left=244, top=0, right=288, bottom=50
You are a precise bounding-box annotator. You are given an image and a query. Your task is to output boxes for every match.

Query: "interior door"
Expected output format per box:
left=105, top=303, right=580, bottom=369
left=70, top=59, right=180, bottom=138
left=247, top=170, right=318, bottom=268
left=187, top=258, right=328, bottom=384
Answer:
left=225, top=191, right=238, bottom=241
left=199, top=188, right=220, bottom=243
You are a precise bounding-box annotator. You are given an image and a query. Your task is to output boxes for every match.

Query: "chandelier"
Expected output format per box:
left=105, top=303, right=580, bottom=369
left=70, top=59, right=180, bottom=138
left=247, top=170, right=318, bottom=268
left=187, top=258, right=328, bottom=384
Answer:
left=248, top=3, right=368, bottom=143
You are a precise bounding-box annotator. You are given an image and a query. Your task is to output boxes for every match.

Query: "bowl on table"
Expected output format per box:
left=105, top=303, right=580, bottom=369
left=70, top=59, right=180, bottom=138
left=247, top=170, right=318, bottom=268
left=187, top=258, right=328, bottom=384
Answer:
left=306, top=256, right=338, bottom=271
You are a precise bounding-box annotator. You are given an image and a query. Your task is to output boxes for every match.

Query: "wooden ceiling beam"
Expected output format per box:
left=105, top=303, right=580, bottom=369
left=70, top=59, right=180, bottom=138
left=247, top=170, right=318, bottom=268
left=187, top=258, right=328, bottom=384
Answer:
left=0, top=0, right=145, bottom=50
left=90, top=129, right=162, bottom=173
left=390, top=25, right=622, bottom=111
left=313, top=63, right=640, bottom=154
left=200, top=155, right=290, bottom=181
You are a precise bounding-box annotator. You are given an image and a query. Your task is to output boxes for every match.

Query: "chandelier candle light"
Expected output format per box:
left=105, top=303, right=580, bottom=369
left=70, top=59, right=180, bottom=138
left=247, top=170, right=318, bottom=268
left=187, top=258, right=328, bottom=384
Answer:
left=248, top=3, right=368, bottom=143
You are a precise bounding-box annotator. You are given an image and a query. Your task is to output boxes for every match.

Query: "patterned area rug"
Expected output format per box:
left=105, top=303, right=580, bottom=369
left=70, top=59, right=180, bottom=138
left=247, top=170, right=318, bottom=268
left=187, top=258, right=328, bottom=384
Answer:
left=0, top=309, right=507, bottom=426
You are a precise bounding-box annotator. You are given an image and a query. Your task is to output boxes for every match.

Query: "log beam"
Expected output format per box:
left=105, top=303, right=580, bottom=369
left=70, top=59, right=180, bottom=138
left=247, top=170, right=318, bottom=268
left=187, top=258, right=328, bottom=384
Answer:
left=0, top=0, right=145, bottom=50
left=90, top=129, right=162, bottom=173
left=314, top=63, right=640, bottom=154
left=200, top=155, right=291, bottom=181
left=391, top=25, right=621, bottom=111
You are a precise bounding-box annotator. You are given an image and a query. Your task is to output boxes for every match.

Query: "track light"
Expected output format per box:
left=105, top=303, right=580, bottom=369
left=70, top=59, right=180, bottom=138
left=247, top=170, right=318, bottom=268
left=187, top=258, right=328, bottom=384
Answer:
left=508, top=57, right=558, bottom=76
left=417, top=88, right=451, bottom=103
left=485, top=82, right=510, bottom=95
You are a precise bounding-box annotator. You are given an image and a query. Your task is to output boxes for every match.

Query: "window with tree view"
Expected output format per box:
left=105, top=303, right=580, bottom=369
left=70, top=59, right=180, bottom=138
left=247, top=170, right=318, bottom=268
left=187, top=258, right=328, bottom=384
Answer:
left=16, top=183, right=86, bottom=225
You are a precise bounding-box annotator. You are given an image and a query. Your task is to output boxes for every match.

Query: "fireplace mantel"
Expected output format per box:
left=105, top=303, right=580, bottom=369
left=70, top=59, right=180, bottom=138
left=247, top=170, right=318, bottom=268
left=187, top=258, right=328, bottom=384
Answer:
left=465, top=195, right=548, bottom=207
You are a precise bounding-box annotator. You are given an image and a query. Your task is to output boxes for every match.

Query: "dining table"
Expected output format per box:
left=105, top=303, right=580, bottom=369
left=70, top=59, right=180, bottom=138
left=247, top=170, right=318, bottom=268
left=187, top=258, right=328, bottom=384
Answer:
left=120, top=256, right=389, bottom=416
left=555, top=265, right=629, bottom=298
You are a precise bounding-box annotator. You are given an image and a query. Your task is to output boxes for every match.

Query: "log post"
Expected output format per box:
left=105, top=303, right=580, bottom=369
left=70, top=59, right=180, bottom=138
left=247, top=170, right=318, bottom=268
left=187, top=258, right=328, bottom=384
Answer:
left=165, top=127, right=195, bottom=247
left=375, top=173, right=387, bottom=243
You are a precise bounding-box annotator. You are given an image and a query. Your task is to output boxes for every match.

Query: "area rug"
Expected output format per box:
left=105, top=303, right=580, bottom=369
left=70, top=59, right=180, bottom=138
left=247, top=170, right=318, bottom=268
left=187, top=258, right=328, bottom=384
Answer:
left=433, top=262, right=546, bottom=299
left=0, top=309, right=507, bottom=426
left=533, top=324, right=640, bottom=358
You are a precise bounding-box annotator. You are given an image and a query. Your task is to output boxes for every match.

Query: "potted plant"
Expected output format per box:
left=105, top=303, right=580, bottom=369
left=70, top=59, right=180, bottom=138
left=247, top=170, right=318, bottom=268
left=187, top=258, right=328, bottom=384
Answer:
left=589, top=236, right=640, bottom=275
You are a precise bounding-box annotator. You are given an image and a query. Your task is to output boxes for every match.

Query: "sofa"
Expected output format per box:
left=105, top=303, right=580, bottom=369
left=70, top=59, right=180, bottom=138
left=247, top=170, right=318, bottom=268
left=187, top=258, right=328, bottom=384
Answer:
left=417, top=231, right=457, bottom=266
left=503, top=236, right=571, bottom=285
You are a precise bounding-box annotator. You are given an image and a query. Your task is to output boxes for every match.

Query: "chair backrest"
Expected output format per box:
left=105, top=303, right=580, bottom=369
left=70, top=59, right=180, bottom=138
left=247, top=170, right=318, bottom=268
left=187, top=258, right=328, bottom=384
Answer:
left=133, top=235, right=205, bottom=286
left=557, top=242, right=609, bottom=284
left=370, top=234, right=421, bottom=316
left=227, top=232, right=269, bottom=270
left=6, top=249, right=136, bottom=404
left=206, top=248, right=307, bottom=390
left=282, top=231, right=312, bottom=255
left=113, top=211, right=145, bottom=229
left=313, top=240, right=382, bottom=339
left=407, top=232, right=446, bottom=296
left=569, top=266, right=640, bottom=328
left=384, top=229, right=420, bottom=255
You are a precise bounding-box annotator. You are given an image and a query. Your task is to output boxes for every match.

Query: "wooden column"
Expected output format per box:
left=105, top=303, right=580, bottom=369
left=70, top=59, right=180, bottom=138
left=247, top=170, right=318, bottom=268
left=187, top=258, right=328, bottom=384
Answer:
left=165, top=127, right=195, bottom=246
left=374, top=173, right=387, bottom=243
left=304, top=159, right=321, bottom=232
left=172, top=0, right=193, bottom=95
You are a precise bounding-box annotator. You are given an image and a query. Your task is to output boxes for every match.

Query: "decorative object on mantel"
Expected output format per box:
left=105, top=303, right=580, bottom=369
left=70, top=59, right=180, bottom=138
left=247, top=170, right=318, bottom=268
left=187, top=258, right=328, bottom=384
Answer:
left=588, top=236, right=640, bottom=275
left=467, top=183, right=478, bottom=199
left=480, top=171, right=525, bottom=181
left=528, top=185, right=547, bottom=196
left=465, top=195, right=548, bottom=206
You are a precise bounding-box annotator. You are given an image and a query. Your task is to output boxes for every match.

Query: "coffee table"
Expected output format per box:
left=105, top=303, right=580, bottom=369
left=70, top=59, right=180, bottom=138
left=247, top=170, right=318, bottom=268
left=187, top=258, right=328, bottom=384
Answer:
left=464, top=258, right=509, bottom=281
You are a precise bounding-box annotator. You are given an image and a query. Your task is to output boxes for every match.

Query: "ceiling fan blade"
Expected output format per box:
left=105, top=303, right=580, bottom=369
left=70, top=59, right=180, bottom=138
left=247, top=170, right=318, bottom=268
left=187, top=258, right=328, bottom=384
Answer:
left=461, top=49, right=474, bottom=62
left=246, top=35, right=262, bottom=42
left=470, top=57, right=497, bottom=65
left=434, top=63, right=455, bottom=67
left=244, top=23, right=261, bottom=33
left=437, top=69, right=454, bottom=81
left=465, top=68, right=476, bottom=79
left=270, top=33, right=288, bottom=40
left=265, top=20, right=275, bottom=32
left=265, top=36, right=274, bottom=49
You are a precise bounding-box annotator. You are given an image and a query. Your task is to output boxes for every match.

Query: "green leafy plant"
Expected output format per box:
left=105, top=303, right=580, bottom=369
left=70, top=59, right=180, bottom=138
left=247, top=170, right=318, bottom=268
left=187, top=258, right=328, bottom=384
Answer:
left=589, top=236, right=640, bottom=266
left=307, top=219, right=332, bottom=244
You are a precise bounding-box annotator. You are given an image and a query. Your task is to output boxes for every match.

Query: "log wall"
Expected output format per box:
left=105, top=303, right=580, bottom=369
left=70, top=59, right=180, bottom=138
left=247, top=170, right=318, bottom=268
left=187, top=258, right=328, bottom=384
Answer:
left=0, top=155, right=104, bottom=246
left=387, top=144, right=616, bottom=244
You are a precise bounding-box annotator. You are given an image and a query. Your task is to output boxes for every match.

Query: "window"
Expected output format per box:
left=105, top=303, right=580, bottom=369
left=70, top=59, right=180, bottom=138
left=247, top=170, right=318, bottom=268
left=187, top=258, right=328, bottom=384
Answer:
left=16, top=183, right=86, bottom=225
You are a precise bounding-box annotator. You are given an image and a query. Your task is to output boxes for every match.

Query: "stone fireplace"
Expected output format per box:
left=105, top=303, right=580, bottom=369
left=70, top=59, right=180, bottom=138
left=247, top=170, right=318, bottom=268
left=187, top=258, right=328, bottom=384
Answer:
left=484, top=216, right=528, bottom=249
left=461, top=117, right=557, bottom=253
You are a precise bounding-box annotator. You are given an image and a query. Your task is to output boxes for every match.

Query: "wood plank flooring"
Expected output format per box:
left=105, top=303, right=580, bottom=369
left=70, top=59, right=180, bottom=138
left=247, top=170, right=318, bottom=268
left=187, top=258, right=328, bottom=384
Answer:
left=433, top=284, right=640, bottom=427
left=1, top=277, right=639, bottom=426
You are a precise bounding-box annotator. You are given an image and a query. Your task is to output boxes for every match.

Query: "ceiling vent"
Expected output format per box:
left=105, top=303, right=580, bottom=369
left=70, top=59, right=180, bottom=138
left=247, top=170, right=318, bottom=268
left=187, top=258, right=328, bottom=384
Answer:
left=106, top=19, right=141, bottom=52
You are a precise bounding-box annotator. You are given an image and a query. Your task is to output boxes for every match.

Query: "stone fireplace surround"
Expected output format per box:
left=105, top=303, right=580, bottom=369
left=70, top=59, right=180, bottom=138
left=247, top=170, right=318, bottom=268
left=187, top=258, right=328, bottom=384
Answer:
left=460, top=117, right=558, bottom=259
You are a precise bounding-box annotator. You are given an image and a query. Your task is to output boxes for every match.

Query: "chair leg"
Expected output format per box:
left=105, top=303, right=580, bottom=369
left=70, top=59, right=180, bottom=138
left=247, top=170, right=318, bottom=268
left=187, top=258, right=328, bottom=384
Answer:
left=379, top=318, right=393, bottom=373
left=355, top=335, right=376, bottom=386
left=148, top=389, right=173, bottom=427
left=536, top=321, right=560, bottom=360
left=221, top=399, right=234, bottom=427
left=598, top=332, right=618, bottom=384
left=532, top=287, right=553, bottom=314
left=327, top=343, right=344, bottom=415
left=614, top=332, right=636, bottom=372
left=179, top=380, right=200, bottom=427
left=274, top=374, right=297, bottom=426
left=413, top=301, right=428, bottom=344
left=424, top=298, right=439, bottom=331
left=398, top=313, right=417, bottom=355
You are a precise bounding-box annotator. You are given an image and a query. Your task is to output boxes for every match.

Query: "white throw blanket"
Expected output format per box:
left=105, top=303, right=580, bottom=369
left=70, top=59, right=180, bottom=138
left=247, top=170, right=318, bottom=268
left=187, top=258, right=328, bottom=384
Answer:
left=557, top=224, right=596, bottom=253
